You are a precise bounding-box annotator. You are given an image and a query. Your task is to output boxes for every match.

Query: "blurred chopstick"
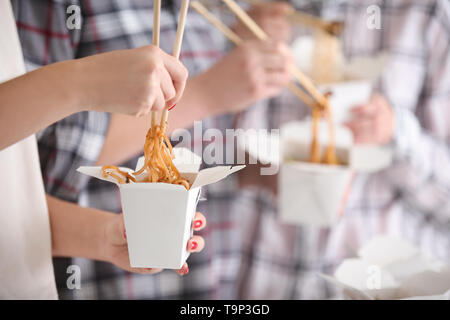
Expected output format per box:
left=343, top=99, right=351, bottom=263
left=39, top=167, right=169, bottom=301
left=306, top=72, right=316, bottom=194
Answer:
left=191, top=1, right=244, bottom=45
left=161, top=0, right=190, bottom=132
left=191, top=1, right=315, bottom=109
left=221, top=0, right=268, bottom=41
left=289, top=11, right=344, bottom=37
left=220, top=0, right=328, bottom=108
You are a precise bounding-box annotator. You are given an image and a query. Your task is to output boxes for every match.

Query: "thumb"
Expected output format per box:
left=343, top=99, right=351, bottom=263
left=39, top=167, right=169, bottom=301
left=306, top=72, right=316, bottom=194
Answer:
left=106, top=214, right=128, bottom=246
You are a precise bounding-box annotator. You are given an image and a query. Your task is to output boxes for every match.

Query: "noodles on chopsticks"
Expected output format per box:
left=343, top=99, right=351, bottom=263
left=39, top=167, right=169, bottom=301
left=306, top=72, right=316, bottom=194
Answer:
left=133, top=123, right=190, bottom=190
left=311, top=30, right=344, bottom=84
left=101, top=123, right=190, bottom=189
left=309, top=93, right=339, bottom=165
left=101, top=0, right=191, bottom=190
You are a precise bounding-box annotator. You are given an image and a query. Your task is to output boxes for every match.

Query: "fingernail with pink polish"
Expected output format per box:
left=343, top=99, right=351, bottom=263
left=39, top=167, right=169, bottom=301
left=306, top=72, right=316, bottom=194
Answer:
left=190, top=241, right=198, bottom=251
left=193, top=220, right=203, bottom=229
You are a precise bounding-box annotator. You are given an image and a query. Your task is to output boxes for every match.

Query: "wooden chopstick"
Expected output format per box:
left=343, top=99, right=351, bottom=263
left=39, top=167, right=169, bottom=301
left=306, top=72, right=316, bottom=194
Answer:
left=221, top=0, right=268, bottom=41
left=191, top=1, right=244, bottom=46
left=160, top=0, right=190, bottom=133
left=151, top=0, right=161, bottom=130
left=191, top=1, right=316, bottom=109
left=220, top=0, right=328, bottom=109
left=153, top=0, right=161, bottom=47
left=172, top=0, right=190, bottom=59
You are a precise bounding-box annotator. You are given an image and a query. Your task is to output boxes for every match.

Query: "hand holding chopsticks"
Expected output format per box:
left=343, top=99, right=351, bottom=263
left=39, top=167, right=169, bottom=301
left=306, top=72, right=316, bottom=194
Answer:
left=240, top=0, right=344, bottom=37
left=192, top=0, right=339, bottom=165
left=220, top=0, right=329, bottom=109
left=153, top=0, right=190, bottom=134
left=191, top=0, right=321, bottom=110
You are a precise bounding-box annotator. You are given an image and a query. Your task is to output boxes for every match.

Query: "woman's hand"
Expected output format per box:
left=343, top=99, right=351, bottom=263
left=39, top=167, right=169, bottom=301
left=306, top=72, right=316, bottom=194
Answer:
left=233, top=2, right=293, bottom=43
left=102, top=212, right=206, bottom=275
left=74, top=45, right=188, bottom=117
left=196, top=40, right=293, bottom=114
left=344, top=94, right=395, bottom=145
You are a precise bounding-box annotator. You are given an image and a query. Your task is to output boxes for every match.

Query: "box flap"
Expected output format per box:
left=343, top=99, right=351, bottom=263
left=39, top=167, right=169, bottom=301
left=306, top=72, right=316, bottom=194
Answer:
left=318, top=273, right=375, bottom=300
left=318, top=80, right=372, bottom=124
left=344, top=53, right=389, bottom=82
left=135, top=157, right=145, bottom=172
left=172, top=147, right=202, bottom=173
left=334, top=258, right=399, bottom=291
left=79, top=149, right=242, bottom=190
left=350, top=146, right=392, bottom=173
left=191, top=165, right=245, bottom=189
left=358, top=235, right=418, bottom=267
left=77, top=166, right=134, bottom=186
left=399, top=268, right=450, bottom=297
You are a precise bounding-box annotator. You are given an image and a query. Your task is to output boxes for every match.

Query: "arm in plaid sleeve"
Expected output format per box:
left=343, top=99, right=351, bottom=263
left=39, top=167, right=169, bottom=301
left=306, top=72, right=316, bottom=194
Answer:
left=13, top=0, right=82, bottom=69
left=15, top=0, right=189, bottom=202
left=14, top=0, right=91, bottom=202
left=391, top=0, right=450, bottom=222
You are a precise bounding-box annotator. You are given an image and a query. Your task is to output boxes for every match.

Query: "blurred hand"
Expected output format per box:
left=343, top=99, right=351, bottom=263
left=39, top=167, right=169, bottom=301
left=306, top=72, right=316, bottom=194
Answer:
left=102, top=211, right=206, bottom=276
left=233, top=2, right=293, bottom=43
left=77, top=45, right=188, bottom=116
left=198, top=40, right=293, bottom=113
left=344, top=94, right=395, bottom=145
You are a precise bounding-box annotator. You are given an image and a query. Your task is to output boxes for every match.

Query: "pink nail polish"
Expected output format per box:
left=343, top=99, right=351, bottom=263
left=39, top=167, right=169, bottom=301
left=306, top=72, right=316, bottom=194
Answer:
left=168, top=103, right=177, bottom=111
left=190, top=241, right=198, bottom=251
left=183, top=265, right=189, bottom=275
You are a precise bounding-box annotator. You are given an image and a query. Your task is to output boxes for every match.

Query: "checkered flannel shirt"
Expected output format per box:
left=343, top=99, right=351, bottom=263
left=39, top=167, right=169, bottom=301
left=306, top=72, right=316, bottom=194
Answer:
left=14, top=0, right=450, bottom=300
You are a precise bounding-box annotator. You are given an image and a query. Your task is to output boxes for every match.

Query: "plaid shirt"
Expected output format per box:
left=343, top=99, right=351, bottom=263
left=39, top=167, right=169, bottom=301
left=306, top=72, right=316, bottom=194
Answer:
left=14, top=0, right=450, bottom=300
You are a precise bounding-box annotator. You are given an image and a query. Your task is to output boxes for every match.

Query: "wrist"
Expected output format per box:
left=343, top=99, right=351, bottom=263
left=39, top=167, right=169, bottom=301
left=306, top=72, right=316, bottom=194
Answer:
left=187, top=73, right=226, bottom=117
left=31, top=60, right=84, bottom=116
left=93, top=211, right=116, bottom=263
left=65, top=58, right=96, bottom=112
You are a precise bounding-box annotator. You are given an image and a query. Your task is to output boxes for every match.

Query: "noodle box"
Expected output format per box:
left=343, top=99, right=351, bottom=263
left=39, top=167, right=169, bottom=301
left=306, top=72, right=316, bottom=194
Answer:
left=238, top=121, right=392, bottom=226
left=77, top=148, right=245, bottom=269
left=316, top=53, right=388, bottom=124
left=319, top=235, right=450, bottom=300
left=292, top=36, right=388, bottom=124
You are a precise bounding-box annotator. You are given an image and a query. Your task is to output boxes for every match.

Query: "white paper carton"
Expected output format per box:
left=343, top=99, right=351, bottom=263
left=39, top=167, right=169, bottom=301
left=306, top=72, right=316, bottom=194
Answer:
left=319, top=80, right=372, bottom=124
left=320, top=235, right=450, bottom=300
left=291, top=35, right=388, bottom=124
left=239, top=121, right=392, bottom=226
left=78, top=148, right=244, bottom=269
left=279, top=121, right=354, bottom=226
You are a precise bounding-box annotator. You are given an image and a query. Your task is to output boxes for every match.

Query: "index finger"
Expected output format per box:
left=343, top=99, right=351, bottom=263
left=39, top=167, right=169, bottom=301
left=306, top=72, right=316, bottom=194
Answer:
left=161, top=53, right=189, bottom=106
